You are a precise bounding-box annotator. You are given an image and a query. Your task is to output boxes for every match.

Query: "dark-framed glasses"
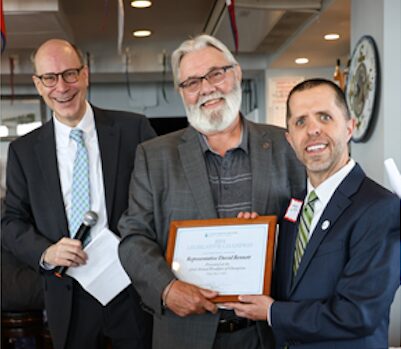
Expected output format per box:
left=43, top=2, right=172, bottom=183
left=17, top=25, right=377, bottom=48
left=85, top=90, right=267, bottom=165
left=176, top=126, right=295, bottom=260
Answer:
left=178, top=64, right=236, bottom=94
left=35, top=66, right=84, bottom=87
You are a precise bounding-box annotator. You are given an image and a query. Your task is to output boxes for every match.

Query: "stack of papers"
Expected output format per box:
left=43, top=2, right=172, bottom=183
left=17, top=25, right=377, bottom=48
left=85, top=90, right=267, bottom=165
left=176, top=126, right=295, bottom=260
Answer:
left=384, top=158, right=401, bottom=198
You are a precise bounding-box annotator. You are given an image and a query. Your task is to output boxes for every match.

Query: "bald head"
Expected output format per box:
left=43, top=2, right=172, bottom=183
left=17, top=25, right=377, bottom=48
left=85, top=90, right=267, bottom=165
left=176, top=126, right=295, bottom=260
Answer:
left=31, top=39, right=89, bottom=127
left=32, top=39, right=84, bottom=74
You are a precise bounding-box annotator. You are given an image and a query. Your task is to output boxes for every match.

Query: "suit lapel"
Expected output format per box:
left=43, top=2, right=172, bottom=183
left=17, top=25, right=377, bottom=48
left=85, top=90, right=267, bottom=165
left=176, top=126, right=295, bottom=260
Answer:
left=35, top=120, right=69, bottom=237
left=248, top=122, right=272, bottom=214
left=94, top=107, right=120, bottom=223
left=290, top=194, right=351, bottom=292
left=290, top=164, right=365, bottom=294
left=178, top=127, right=217, bottom=219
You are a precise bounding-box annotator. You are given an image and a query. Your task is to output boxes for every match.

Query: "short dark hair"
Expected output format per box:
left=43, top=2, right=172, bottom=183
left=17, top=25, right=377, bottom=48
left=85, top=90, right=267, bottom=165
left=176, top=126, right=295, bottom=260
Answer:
left=286, top=78, right=350, bottom=126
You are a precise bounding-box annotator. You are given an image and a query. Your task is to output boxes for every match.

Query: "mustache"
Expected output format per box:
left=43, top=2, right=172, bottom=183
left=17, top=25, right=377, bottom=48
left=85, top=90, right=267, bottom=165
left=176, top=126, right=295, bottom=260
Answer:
left=196, top=92, right=225, bottom=108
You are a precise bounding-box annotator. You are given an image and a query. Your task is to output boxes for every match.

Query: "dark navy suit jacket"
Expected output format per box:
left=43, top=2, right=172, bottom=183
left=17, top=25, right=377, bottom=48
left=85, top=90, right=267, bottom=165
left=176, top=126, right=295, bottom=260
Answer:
left=271, top=163, right=400, bottom=349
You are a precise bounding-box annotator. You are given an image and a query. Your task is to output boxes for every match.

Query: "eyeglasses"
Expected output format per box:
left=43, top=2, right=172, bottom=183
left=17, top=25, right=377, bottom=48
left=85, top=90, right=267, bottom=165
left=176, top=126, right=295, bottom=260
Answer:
left=34, top=66, right=84, bottom=87
left=178, top=65, right=236, bottom=94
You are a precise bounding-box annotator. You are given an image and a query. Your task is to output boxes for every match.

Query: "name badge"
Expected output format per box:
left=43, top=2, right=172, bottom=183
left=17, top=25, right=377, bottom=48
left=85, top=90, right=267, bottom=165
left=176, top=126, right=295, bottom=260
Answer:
left=284, top=198, right=303, bottom=222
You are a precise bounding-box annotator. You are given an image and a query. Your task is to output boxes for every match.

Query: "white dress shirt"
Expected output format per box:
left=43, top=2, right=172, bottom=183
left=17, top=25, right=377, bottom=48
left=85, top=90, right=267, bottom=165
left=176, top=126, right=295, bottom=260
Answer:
left=53, top=101, right=108, bottom=239
left=307, top=158, right=355, bottom=238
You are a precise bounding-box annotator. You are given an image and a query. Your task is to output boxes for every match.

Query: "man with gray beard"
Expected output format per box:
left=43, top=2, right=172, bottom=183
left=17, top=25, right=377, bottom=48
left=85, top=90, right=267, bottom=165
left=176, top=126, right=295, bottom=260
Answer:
left=118, top=34, right=305, bottom=349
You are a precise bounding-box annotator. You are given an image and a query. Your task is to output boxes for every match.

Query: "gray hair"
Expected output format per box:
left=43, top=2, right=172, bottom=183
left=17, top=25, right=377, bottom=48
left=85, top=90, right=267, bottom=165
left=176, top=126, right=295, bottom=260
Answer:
left=171, top=34, right=238, bottom=89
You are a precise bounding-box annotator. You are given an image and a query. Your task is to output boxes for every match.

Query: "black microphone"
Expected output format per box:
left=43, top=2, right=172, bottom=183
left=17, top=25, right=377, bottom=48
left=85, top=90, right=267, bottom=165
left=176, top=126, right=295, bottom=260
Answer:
left=54, top=211, right=98, bottom=278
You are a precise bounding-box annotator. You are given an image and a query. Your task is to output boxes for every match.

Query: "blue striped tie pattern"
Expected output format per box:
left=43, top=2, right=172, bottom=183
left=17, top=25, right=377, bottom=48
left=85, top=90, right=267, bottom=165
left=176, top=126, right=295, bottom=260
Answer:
left=69, top=129, right=90, bottom=240
left=293, top=190, right=318, bottom=276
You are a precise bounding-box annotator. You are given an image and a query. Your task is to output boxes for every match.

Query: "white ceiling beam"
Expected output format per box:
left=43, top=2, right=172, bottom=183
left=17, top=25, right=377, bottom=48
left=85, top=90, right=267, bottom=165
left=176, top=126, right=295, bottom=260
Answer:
left=203, top=0, right=227, bottom=35
left=4, top=0, right=59, bottom=12
left=236, top=0, right=322, bottom=11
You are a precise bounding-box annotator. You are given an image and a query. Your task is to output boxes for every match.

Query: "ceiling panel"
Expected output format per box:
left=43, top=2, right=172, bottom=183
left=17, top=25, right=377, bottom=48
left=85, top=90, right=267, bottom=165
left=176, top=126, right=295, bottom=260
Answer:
left=2, top=0, right=350, bottom=74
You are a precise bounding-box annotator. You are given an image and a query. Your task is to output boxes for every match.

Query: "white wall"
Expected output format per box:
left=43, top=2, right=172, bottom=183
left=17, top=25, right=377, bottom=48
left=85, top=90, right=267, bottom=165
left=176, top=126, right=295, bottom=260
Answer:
left=351, top=0, right=401, bottom=346
left=89, top=82, right=185, bottom=118
left=264, top=67, right=333, bottom=126
left=0, top=82, right=186, bottom=119
left=351, top=0, right=401, bottom=187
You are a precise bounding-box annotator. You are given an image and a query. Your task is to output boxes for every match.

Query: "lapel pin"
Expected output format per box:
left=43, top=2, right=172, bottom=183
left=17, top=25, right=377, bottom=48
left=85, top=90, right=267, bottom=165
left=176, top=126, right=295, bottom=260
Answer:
left=262, top=142, right=271, bottom=149
left=321, top=220, right=330, bottom=230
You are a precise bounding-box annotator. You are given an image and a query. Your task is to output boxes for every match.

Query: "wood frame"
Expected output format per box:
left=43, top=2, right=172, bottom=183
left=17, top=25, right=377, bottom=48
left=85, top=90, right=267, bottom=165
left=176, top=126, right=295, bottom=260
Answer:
left=165, top=216, right=277, bottom=302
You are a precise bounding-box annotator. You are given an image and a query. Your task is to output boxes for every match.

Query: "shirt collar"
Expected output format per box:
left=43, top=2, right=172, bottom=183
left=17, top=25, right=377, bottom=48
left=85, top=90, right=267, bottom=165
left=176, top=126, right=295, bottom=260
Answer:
left=198, top=115, right=249, bottom=155
left=53, top=101, right=95, bottom=146
left=307, top=158, right=356, bottom=206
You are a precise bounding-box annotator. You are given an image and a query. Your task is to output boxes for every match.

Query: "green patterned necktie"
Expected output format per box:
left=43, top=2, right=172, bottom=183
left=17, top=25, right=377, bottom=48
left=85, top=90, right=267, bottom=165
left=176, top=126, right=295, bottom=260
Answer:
left=293, top=190, right=318, bottom=276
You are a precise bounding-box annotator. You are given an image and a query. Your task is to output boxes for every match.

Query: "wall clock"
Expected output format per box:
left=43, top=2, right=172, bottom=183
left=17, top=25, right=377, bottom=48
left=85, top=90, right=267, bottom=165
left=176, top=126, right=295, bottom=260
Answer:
left=345, top=35, right=380, bottom=142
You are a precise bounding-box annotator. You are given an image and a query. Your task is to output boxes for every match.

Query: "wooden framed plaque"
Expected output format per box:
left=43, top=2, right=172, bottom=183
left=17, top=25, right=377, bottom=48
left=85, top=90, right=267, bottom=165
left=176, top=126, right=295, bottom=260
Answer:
left=165, top=216, right=277, bottom=302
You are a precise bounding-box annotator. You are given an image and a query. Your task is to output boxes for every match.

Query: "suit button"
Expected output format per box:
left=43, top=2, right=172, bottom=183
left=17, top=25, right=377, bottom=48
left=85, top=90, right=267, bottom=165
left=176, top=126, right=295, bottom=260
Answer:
left=66, top=285, right=71, bottom=291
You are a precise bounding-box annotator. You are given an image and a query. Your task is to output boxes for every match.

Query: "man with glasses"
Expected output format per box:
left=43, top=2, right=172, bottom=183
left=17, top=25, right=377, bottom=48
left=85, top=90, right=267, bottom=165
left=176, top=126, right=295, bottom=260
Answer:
left=118, top=34, right=305, bottom=349
left=2, top=39, right=155, bottom=349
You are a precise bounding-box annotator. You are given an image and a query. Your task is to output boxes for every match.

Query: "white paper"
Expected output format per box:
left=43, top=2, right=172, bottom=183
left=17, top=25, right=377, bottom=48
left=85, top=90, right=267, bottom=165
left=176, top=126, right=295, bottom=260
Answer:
left=267, top=76, right=304, bottom=127
left=284, top=198, right=303, bottom=222
left=66, top=228, right=131, bottom=305
left=384, top=158, right=401, bottom=198
left=172, top=224, right=268, bottom=295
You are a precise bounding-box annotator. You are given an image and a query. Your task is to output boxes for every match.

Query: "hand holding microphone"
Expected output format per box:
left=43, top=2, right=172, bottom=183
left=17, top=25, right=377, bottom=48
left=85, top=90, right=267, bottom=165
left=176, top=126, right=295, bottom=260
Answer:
left=54, top=211, right=98, bottom=278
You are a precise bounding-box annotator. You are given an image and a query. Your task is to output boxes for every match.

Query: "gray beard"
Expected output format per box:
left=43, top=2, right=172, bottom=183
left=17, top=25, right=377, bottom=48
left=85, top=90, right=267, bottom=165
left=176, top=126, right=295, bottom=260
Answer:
left=185, top=83, right=242, bottom=134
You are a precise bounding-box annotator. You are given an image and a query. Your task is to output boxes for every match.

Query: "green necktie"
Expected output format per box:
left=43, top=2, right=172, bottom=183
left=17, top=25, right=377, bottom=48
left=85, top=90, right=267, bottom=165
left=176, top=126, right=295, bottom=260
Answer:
left=293, top=190, right=318, bottom=276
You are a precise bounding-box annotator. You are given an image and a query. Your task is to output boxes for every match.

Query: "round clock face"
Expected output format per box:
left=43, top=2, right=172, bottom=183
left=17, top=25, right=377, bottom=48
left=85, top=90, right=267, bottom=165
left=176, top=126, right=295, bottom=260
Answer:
left=345, top=35, right=379, bottom=142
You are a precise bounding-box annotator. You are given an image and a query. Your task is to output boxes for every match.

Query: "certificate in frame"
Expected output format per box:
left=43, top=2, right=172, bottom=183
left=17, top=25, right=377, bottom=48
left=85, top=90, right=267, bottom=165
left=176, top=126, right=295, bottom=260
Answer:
left=165, top=216, right=277, bottom=302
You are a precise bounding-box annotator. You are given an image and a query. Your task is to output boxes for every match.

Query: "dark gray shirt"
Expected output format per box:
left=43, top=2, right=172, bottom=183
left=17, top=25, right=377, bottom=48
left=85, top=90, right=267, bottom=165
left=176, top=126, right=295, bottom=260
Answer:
left=199, top=120, right=252, bottom=218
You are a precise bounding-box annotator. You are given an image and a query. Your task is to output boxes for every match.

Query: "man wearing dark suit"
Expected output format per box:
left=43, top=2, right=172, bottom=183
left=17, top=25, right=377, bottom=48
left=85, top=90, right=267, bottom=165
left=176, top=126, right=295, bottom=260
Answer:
left=1, top=39, right=155, bottom=349
left=226, top=79, right=400, bottom=349
left=118, top=34, right=305, bottom=349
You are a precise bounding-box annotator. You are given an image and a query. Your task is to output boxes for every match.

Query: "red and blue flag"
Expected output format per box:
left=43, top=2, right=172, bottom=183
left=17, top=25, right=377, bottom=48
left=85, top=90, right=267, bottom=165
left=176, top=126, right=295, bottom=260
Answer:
left=1, top=0, right=6, bottom=53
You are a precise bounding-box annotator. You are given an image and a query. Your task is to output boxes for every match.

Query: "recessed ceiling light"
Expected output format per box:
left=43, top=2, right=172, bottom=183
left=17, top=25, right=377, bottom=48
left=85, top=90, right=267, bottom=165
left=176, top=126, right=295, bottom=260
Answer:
left=324, top=33, right=340, bottom=41
left=133, top=30, right=152, bottom=37
left=295, top=57, right=309, bottom=65
left=131, top=1, right=152, bottom=8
